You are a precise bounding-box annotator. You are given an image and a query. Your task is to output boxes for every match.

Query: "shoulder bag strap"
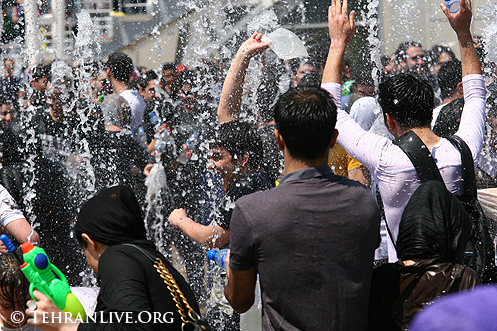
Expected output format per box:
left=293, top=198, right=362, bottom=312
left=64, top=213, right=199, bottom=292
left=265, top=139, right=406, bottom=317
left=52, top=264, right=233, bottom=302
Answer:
left=392, top=130, right=444, bottom=183
left=446, top=135, right=477, bottom=198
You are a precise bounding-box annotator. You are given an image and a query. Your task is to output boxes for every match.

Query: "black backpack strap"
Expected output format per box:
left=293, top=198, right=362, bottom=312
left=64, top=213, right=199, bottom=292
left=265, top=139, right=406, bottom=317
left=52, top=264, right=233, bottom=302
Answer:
left=393, top=131, right=444, bottom=183
left=446, top=135, right=477, bottom=198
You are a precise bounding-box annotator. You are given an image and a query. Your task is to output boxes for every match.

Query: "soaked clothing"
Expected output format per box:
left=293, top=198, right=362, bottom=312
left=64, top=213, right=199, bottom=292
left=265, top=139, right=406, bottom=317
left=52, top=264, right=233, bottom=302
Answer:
left=78, top=240, right=200, bottom=331
left=229, top=165, right=380, bottom=330
left=216, top=172, right=273, bottom=232
left=0, top=184, right=24, bottom=226
left=120, top=89, right=146, bottom=134
left=322, top=74, right=487, bottom=261
left=257, top=124, right=283, bottom=184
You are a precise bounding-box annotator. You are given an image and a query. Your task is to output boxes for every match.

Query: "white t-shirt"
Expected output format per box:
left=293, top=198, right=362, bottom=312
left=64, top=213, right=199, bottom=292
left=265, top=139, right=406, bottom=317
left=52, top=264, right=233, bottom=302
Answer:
left=119, top=89, right=146, bottom=134
left=322, top=74, right=486, bottom=262
left=431, top=103, right=445, bottom=128
left=0, top=185, right=25, bottom=227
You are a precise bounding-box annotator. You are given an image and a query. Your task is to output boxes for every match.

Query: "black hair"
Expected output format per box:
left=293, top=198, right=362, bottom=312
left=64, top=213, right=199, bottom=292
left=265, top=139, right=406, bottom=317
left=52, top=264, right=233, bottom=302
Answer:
left=106, top=52, right=133, bottom=82
left=210, top=121, right=264, bottom=169
left=378, top=73, right=434, bottom=129
left=162, top=63, right=176, bottom=72
left=395, top=41, right=423, bottom=61
left=31, top=64, right=51, bottom=81
left=274, top=87, right=337, bottom=160
left=137, top=70, right=158, bottom=89
left=381, top=55, right=392, bottom=67
left=438, top=60, right=462, bottom=100
left=3, top=58, right=13, bottom=64
left=431, top=45, right=456, bottom=63
left=0, top=253, right=29, bottom=311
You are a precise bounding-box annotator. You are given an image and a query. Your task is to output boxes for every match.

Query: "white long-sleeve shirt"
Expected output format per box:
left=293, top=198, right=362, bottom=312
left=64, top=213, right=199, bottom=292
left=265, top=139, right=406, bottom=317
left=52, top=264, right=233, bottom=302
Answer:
left=322, top=74, right=486, bottom=261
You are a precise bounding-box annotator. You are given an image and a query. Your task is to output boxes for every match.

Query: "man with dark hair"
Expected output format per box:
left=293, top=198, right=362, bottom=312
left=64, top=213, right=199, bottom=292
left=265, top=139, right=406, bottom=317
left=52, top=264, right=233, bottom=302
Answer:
left=432, top=60, right=463, bottom=128
left=168, top=120, right=271, bottom=247
left=0, top=58, right=20, bottom=104
left=168, top=120, right=272, bottom=330
left=322, top=0, right=485, bottom=263
left=224, top=83, right=380, bottom=329
left=105, top=52, right=145, bottom=133
left=395, top=41, right=425, bottom=73
left=159, top=62, right=179, bottom=100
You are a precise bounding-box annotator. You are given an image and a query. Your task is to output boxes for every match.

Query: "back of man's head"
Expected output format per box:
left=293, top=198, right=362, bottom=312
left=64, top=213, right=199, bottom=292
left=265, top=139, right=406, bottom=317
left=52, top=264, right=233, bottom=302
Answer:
left=31, top=64, right=51, bottom=82
left=438, top=60, right=462, bottom=100
left=212, top=121, right=264, bottom=169
left=106, top=52, right=133, bottom=83
left=274, top=87, right=337, bottom=161
left=378, top=74, right=434, bottom=129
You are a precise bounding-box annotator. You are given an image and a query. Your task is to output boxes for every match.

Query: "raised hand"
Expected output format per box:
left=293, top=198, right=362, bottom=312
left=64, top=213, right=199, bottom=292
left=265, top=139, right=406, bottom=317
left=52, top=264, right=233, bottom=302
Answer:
left=328, top=0, right=355, bottom=48
left=237, top=33, right=269, bottom=60
left=441, top=0, right=472, bottom=36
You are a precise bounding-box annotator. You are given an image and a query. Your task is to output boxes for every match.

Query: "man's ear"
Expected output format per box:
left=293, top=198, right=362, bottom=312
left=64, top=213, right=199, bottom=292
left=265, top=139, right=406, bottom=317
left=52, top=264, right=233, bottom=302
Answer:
left=456, top=82, right=463, bottom=96
left=329, top=129, right=339, bottom=149
left=238, top=151, right=250, bottom=167
left=385, top=113, right=396, bottom=132
left=274, top=128, right=285, bottom=151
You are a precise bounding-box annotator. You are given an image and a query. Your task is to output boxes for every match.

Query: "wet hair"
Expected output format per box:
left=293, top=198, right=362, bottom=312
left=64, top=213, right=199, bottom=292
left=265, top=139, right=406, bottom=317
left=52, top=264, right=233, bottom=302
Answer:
left=381, top=55, right=392, bottom=67
left=438, top=60, right=462, bottom=100
left=31, top=64, right=51, bottom=81
left=395, top=41, right=423, bottom=61
left=431, top=45, right=456, bottom=63
left=273, top=87, right=337, bottom=160
left=0, top=253, right=29, bottom=311
left=162, top=63, right=176, bottom=72
left=106, top=52, right=133, bottom=83
left=210, top=121, right=264, bottom=169
left=3, top=58, right=13, bottom=64
left=378, top=73, right=434, bottom=129
left=137, top=70, right=158, bottom=89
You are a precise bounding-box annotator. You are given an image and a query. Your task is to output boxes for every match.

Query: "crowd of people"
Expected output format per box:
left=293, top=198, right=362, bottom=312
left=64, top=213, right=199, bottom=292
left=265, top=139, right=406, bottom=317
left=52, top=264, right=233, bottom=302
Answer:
left=0, top=0, right=495, bottom=330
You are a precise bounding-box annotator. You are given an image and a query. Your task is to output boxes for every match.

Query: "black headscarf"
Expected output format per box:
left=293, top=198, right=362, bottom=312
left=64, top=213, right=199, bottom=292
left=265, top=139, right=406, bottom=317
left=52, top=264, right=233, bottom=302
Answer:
left=75, top=186, right=147, bottom=246
left=397, top=180, right=471, bottom=264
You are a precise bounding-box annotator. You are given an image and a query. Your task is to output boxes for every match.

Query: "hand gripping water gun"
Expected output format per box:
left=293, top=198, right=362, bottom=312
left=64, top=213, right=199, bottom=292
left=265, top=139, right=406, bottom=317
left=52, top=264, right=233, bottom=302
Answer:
left=19, top=242, right=87, bottom=320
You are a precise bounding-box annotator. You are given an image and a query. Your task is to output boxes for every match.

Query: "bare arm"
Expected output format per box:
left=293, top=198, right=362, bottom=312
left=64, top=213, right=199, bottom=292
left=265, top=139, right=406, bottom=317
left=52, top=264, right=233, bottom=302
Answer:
left=321, top=0, right=355, bottom=85
left=168, top=208, right=230, bottom=249
left=224, top=250, right=257, bottom=313
left=441, top=0, right=480, bottom=76
left=5, top=218, right=40, bottom=245
left=218, top=33, right=269, bottom=124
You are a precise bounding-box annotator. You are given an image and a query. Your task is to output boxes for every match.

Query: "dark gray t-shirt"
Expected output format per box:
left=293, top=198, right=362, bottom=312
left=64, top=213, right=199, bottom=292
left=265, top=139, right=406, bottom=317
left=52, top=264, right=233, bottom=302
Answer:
left=229, top=165, right=380, bottom=331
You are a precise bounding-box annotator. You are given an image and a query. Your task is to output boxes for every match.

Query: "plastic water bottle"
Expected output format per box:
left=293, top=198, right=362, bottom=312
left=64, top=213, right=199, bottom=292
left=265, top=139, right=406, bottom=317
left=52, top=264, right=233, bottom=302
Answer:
left=177, top=131, right=199, bottom=165
left=154, top=128, right=176, bottom=154
left=148, top=112, right=163, bottom=131
left=444, top=0, right=459, bottom=13
left=136, top=127, right=148, bottom=150
left=207, top=249, right=228, bottom=269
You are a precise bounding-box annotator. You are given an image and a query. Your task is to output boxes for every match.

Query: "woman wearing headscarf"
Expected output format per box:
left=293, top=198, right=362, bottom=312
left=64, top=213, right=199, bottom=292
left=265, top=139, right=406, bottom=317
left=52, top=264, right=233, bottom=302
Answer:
left=368, top=180, right=481, bottom=331
left=25, top=185, right=202, bottom=331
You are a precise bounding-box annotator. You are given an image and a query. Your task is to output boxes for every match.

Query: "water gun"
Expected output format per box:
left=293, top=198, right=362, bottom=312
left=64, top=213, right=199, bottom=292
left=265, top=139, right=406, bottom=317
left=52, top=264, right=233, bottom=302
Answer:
left=19, top=242, right=87, bottom=320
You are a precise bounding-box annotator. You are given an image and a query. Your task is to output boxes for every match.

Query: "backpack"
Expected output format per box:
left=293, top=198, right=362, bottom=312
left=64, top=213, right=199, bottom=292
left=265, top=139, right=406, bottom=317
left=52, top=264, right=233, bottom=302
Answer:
left=393, top=131, right=497, bottom=283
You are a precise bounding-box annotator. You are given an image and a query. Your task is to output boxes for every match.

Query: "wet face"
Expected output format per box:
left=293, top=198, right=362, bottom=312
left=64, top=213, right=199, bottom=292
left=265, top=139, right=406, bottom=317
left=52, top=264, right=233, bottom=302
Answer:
left=0, top=104, right=13, bottom=128
left=434, top=52, right=453, bottom=74
left=96, top=70, right=112, bottom=95
left=294, top=64, right=318, bottom=87
left=208, top=146, right=236, bottom=191
left=405, top=46, right=425, bottom=70
left=162, top=69, right=176, bottom=86
left=3, top=60, right=14, bottom=77
left=140, top=80, right=157, bottom=101
left=31, top=76, right=48, bottom=92
left=179, top=84, right=202, bottom=113
left=82, top=242, right=100, bottom=273
left=356, top=84, right=375, bottom=98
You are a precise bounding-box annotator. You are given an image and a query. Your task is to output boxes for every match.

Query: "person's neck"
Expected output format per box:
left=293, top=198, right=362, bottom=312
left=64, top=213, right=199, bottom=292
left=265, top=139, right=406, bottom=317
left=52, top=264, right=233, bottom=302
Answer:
left=442, top=94, right=462, bottom=105
left=281, top=152, right=328, bottom=176
left=397, top=126, right=441, bottom=150
left=112, top=79, right=129, bottom=94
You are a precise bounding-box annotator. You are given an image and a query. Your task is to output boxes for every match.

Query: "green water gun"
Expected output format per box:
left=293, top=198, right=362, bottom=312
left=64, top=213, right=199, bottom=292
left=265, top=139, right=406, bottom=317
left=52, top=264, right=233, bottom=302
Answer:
left=20, top=242, right=87, bottom=320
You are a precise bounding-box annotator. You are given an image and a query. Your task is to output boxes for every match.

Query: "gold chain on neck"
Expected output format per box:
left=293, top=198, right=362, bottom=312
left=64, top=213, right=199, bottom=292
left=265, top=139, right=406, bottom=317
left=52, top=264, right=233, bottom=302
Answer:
left=153, top=257, right=206, bottom=330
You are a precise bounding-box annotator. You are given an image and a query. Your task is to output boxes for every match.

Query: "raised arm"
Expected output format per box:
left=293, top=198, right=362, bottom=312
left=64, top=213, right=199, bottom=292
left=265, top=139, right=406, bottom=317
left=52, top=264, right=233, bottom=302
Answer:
left=218, top=33, right=269, bottom=124
left=447, top=0, right=486, bottom=160
left=441, top=0, right=480, bottom=77
left=321, top=0, right=355, bottom=85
